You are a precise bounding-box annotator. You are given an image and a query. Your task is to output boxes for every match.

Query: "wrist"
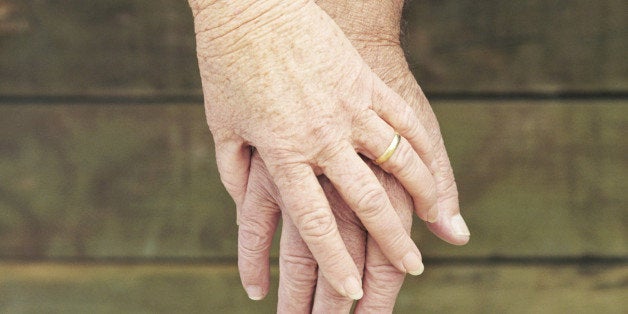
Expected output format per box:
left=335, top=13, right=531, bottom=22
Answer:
left=190, top=0, right=308, bottom=53
left=317, top=0, right=404, bottom=43
left=316, top=0, right=407, bottom=82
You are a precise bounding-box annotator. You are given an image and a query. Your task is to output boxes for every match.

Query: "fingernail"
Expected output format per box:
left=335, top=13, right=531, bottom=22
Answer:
left=402, top=253, right=424, bottom=276
left=427, top=203, right=439, bottom=223
left=451, top=214, right=470, bottom=237
left=245, top=285, right=264, bottom=300
left=343, top=277, right=363, bottom=300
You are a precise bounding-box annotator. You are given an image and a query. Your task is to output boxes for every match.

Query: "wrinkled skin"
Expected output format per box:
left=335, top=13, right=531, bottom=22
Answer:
left=188, top=0, right=469, bottom=309
left=234, top=1, right=471, bottom=313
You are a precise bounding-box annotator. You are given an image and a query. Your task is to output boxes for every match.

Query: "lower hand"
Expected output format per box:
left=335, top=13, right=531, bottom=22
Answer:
left=239, top=152, right=411, bottom=312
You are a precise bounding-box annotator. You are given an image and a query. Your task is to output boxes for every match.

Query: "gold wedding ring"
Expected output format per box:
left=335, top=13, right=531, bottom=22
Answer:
left=374, top=132, right=401, bottom=165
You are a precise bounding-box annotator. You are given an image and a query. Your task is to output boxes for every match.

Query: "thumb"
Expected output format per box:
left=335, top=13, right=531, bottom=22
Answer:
left=214, top=138, right=251, bottom=223
left=238, top=154, right=280, bottom=300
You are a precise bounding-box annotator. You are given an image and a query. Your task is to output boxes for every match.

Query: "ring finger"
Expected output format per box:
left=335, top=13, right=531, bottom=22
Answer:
left=318, top=143, right=423, bottom=275
left=353, top=110, right=438, bottom=222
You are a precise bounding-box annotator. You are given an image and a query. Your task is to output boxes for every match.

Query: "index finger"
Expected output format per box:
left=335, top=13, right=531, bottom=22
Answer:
left=319, top=145, right=424, bottom=276
left=263, top=159, right=364, bottom=300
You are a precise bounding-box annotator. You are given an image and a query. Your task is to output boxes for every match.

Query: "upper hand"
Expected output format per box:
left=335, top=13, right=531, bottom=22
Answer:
left=192, top=0, right=441, bottom=298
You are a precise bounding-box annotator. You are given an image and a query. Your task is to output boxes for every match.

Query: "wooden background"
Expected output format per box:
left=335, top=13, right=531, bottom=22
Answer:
left=0, top=0, right=626, bottom=313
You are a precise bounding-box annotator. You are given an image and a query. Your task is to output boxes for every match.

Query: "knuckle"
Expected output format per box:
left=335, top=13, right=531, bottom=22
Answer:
left=281, top=252, right=317, bottom=269
left=360, top=265, right=404, bottom=308
left=398, top=107, right=421, bottom=137
left=368, top=263, right=406, bottom=280
left=238, top=225, right=274, bottom=258
left=294, top=209, right=337, bottom=240
left=437, top=175, right=460, bottom=202
left=263, top=149, right=305, bottom=171
left=421, top=180, right=439, bottom=206
left=367, top=227, right=411, bottom=260
left=266, top=160, right=312, bottom=190
left=280, top=254, right=317, bottom=285
left=358, top=295, right=396, bottom=313
left=325, top=295, right=352, bottom=306
left=352, top=107, right=375, bottom=129
left=399, top=160, right=438, bottom=208
left=317, top=288, right=353, bottom=307
left=355, top=186, right=390, bottom=219
left=315, top=137, right=348, bottom=167
left=386, top=143, right=414, bottom=175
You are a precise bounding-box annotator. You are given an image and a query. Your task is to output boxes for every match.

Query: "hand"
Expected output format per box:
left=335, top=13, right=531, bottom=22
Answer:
left=236, top=0, right=471, bottom=312
left=317, top=0, right=471, bottom=245
left=239, top=152, right=411, bottom=312
left=190, top=0, right=442, bottom=298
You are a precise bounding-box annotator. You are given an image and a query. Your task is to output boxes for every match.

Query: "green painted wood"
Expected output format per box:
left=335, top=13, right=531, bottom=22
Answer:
left=0, top=264, right=278, bottom=313
left=0, top=0, right=625, bottom=94
left=403, top=0, right=628, bottom=93
left=0, top=0, right=199, bottom=94
left=0, top=101, right=625, bottom=258
left=398, top=264, right=627, bottom=314
left=0, top=263, right=626, bottom=313
left=414, top=100, right=628, bottom=257
left=0, top=104, right=236, bottom=258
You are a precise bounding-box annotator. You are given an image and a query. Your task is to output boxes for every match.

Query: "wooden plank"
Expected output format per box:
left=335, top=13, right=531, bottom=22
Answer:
left=0, top=104, right=236, bottom=258
left=0, top=263, right=626, bottom=313
left=398, top=264, right=628, bottom=314
left=414, top=100, right=628, bottom=257
left=0, top=0, right=199, bottom=94
left=403, top=0, right=628, bottom=93
left=0, top=0, right=625, bottom=94
left=0, top=100, right=625, bottom=259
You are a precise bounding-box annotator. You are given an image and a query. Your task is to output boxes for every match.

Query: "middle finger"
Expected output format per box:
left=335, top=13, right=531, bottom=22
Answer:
left=319, top=143, right=424, bottom=276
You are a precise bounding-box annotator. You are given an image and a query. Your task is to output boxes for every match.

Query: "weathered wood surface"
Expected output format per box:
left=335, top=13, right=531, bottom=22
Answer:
left=404, top=0, right=628, bottom=93
left=1, top=1, right=625, bottom=312
left=0, top=0, right=625, bottom=94
left=1, top=101, right=625, bottom=258
left=0, top=0, right=198, bottom=95
left=0, top=263, right=626, bottom=313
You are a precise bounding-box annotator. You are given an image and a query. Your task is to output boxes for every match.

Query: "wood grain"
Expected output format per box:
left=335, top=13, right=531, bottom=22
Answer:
left=0, top=0, right=625, bottom=94
left=0, top=101, right=625, bottom=258
left=1, top=1, right=625, bottom=312
left=1, top=263, right=625, bottom=313
left=403, top=0, right=628, bottom=93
